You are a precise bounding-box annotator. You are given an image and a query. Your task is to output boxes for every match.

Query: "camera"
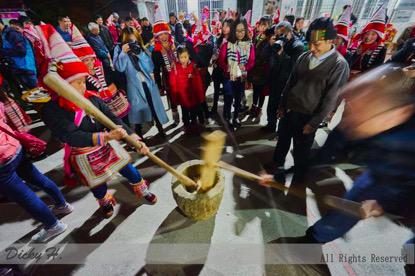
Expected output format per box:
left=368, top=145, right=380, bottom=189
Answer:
left=128, top=41, right=142, bottom=55
left=272, top=35, right=287, bottom=52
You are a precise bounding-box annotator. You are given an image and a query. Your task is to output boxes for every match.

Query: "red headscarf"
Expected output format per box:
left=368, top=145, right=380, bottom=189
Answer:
left=58, top=90, right=98, bottom=112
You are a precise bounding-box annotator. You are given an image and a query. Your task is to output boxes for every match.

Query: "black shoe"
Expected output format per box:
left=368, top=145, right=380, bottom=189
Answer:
left=232, top=118, right=241, bottom=128
left=100, top=204, right=114, bottom=219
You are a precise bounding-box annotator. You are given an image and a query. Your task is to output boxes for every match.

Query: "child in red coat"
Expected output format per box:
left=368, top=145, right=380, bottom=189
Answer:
left=169, top=46, right=205, bottom=134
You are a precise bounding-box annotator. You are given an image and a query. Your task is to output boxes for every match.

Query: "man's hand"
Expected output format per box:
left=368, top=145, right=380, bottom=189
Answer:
left=360, top=200, right=384, bottom=219
left=258, top=173, right=274, bottom=187
left=303, top=124, right=316, bottom=135
left=122, top=44, right=130, bottom=53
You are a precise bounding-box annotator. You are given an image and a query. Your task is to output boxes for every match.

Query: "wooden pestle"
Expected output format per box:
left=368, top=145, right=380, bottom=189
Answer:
left=43, top=72, right=198, bottom=189
left=199, top=131, right=226, bottom=193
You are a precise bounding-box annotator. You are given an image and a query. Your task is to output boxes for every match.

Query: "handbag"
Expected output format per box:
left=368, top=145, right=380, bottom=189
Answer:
left=0, top=124, right=46, bottom=158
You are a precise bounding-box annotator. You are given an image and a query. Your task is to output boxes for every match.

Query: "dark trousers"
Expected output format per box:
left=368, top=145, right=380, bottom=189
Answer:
left=266, top=86, right=283, bottom=128
left=142, top=82, right=162, bottom=129
left=223, top=79, right=244, bottom=121
left=182, top=105, right=203, bottom=126
left=252, top=84, right=265, bottom=108
left=307, top=171, right=415, bottom=243
left=273, top=111, right=315, bottom=168
left=212, top=78, right=222, bottom=111
left=0, top=148, right=65, bottom=228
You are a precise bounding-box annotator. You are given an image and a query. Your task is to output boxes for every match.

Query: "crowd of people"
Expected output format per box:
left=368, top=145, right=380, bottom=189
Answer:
left=0, top=4, right=415, bottom=268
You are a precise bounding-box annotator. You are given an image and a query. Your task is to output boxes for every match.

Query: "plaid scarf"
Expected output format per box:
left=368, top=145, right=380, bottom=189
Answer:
left=227, top=41, right=251, bottom=81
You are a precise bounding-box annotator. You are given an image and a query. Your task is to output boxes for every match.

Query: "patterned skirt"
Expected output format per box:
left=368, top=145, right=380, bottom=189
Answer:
left=70, top=141, right=131, bottom=188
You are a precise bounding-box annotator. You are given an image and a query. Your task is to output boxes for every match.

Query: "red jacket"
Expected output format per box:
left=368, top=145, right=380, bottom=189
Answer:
left=169, top=62, right=205, bottom=109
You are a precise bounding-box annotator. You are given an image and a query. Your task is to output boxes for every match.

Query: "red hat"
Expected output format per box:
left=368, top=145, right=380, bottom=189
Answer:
left=36, top=24, right=89, bottom=83
left=153, top=1, right=170, bottom=37
left=360, top=4, right=386, bottom=39
left=71, top=24, right=96, bottom=61
left=335, top=5, right=351, bottom=41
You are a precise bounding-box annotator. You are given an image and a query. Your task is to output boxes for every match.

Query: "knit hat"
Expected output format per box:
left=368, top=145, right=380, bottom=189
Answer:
left=306, top=17, right=337, bottom=42
left=153, top=1, right=170, bottom=37
left=71, top=24, right=96, bottom=61
left=36, top=24, right=89, bottom=83
left=335, top=5, right=351, bottom=41
left=360, top=4, right=386, bottom=39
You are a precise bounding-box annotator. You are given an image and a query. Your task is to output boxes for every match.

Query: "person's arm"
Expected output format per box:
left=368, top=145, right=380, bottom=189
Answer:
left=217, top=42, right=228, bottom=72
left=308, top=60, right=350, bottom=128
left=0, top=30, right=26, bottom=57
left=245, top=44, right=256, bottom=72
left=278, top=52, right=308, bottom=110
left=41, top=103, right=95, bottom=147
left=152, top=51, right=163, bottom=89
left=113, top=45, right=128, bottom=73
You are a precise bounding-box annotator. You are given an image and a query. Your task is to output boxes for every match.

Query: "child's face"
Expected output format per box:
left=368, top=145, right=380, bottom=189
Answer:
left=83, top=57, right=95, bottom=72
left=179, top=52, right=189, bottom=65
left=69, top=77, right=86, bottom=95
left=257, top=23, right=268, bottom=33
left=236, top=23, right=246, bottom=40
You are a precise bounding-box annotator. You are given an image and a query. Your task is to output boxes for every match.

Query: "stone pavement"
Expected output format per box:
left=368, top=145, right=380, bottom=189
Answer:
left=0, top=88, right=412, bottom=276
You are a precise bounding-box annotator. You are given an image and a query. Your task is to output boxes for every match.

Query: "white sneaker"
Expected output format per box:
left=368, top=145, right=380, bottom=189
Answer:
left=31, top=221, right=67, bottom=242
left=52, top=203, right=74, bottom=216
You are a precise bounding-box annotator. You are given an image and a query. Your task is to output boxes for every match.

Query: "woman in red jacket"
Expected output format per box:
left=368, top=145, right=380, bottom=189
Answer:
left=169, top=45, right=205, bottom=134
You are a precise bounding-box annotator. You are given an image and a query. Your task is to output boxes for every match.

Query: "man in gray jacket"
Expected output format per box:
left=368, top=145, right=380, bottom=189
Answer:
left=273, top=17, right=350, bottom=179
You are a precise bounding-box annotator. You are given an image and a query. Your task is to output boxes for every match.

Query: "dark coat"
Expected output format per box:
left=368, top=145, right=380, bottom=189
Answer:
left=41, top=96, right=132, bottom=148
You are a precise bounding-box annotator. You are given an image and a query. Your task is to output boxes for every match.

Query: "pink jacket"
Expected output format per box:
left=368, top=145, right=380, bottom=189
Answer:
left=218, top=41, right=255, bottom=80
left=0, top=102, right=21, bottom=165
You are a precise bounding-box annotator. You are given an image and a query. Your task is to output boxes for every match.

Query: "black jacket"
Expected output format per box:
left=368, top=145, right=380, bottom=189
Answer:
left=390, top=38, right=415, bottom=65
left=142, top=25, right=153, bottom=45
left=269, top=37, right=304, bottom=96
left=99, top=25, right=114, bottom=53
left=41, top=97, right=132, bottom=148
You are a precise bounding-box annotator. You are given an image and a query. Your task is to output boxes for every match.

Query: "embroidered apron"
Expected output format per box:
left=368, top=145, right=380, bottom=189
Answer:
left=64, top=110, right=131, bottom=188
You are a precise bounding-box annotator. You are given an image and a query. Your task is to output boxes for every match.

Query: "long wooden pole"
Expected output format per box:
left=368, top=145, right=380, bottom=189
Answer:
left=216, top=161, right=365, bottom=218
left=43, top=72, right=198, bottom=189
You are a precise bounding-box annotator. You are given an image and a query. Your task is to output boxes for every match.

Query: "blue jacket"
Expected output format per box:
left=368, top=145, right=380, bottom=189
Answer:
left=56, top=26, right=72, bottom=43
left=113, top=45, right=168, bottom=125
left=86, top=33, right=109, bottom=60
left=1, top=26, right=36, bottom=73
